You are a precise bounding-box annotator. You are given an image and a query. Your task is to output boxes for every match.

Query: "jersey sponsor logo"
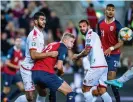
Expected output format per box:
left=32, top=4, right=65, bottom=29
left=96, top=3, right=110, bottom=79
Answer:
left=32, top=42, right=36, bottom=46
left=86, top=39, right=91, bottom=43
left=110, top=26, right=114, bottom=31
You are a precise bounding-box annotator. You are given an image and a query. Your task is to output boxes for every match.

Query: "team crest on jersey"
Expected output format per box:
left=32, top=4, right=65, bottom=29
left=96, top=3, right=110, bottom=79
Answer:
left=32, top=42, right=36, bottom=46
left=110, top=26, right=114, bottom=31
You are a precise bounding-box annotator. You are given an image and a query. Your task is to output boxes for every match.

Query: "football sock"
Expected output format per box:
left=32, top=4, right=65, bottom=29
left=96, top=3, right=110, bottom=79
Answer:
left=8, top=89, right=21, bottom=100
left=67, top=92, right=76, bottom=102
left=101, top=92, right=112, bottom=102
left=117, top=67, right=133, bottom=83
left=1, top=92, right=7, bottom=100
left=15, top=95, right=28, bottom=102
left=83, top=91, right=93, bottom=102
left=36, top=94, right=46, bottom=102
left=49, top=90, right=56, bottom=102
left=111, top=86, right=121, bottom=102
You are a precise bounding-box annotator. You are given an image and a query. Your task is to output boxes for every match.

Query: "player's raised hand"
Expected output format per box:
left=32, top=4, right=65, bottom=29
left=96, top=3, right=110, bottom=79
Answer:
left=104, top=48, right=112, bottom=56
left=47, top=51, right=58, bottom=57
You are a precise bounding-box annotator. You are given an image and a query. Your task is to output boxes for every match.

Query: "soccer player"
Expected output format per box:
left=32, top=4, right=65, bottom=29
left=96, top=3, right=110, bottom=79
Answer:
left=105, top=65, right=133, bottom=88
left=72, top=20, right=112, bottom=102
left=17, top=12, right=58, bottom=102
left=1, top=38, right=24, bottom=101
left=32, top=33, right=76, bottom=102
left=98, top=4, right=124, bottom=102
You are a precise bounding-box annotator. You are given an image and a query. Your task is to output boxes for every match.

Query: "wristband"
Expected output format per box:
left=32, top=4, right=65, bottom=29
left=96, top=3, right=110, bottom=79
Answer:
left=110, top=47, right=115, bottom=51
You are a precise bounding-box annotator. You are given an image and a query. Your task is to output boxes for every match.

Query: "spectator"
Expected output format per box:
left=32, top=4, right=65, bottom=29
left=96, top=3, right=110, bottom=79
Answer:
left=1, top=32, right=12, bottom=56
left=18, top=8, right=30, bottom=35
left=86, top=3, right=98, bottom=31
left=1, top=11, right=7, bottom=32
left=48, top=10, right=61, bottom=41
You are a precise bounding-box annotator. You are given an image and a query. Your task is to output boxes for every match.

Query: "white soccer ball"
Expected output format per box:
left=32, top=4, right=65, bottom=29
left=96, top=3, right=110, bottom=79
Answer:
left=119, top=27, right=133, bottom=41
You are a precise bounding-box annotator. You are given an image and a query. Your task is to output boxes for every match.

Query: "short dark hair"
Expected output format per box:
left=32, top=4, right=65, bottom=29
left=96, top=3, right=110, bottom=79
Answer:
left=106, top=4, right=115, bottom=8
left=33, top=12, right=45, bottom=20
left=79, top=20, right=89, bottom=25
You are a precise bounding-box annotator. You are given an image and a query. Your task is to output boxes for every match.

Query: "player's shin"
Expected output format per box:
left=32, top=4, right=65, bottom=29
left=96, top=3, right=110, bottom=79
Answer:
left=66, top=92, right=76, bottom=102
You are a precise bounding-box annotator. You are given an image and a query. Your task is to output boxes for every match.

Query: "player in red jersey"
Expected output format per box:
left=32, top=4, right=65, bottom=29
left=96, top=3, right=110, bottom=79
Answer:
left=32, top=33, right=76, bottom=102
left=98, top=4, right=124, bottom=102
left=1, top=38, right=24, bottom=101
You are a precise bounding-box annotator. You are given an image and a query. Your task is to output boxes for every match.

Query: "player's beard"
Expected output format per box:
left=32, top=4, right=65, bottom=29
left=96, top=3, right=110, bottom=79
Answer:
left=38, top=23, right=44, bottom=29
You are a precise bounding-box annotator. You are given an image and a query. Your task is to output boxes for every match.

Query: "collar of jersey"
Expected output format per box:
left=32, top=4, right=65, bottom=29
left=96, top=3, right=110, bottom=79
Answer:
left=105, top=17, right=115, bottom=24
left=34, top=26, right=43, bottom=36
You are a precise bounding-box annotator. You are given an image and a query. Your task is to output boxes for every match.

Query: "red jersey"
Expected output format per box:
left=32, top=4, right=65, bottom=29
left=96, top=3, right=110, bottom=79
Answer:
left=32, top=42, right=68, bottom=74
left=98, top=18, right=122, bottom=54
left=4, top=46, right=24, bottom=75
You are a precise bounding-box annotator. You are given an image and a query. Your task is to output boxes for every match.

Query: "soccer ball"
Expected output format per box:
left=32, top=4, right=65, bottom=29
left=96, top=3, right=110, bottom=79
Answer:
left=119, top=27, right=133, bottom=41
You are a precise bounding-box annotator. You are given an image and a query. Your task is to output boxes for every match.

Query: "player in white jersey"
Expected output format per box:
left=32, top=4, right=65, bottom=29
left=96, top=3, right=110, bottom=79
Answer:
left=72, top=20, right=112, bottom=102
left=16, top=12, right=58, bottom=102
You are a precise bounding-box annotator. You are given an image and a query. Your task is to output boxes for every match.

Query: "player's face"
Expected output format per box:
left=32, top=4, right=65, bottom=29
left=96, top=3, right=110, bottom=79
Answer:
left=66, top=38, right=75, bottom=50
left=37, top=16, right=46, bottom=29
left=15, top=38, right=22, bottom=49
left=105, top=7, right=115, bottom=18
left=79, top=22, right=88, bottom=35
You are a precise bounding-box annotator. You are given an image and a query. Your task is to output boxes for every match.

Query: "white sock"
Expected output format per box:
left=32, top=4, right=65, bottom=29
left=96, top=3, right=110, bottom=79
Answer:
left=90, top=86, right=97, bottom=102
left=83, top=91, right=93, bottom=102
left=101, top=92, right=112, bottom=102
left=117, top=67, right=133, bottom=83
left=36, top=94, right=46, bottom=102
left=15, top=95, right=28, bottom=102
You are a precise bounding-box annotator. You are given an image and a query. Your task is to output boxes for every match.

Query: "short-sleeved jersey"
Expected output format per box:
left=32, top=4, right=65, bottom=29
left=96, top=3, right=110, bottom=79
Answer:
left=85, top=29, right=107, bottom=68
left=4, top=46, right=24, bottom=75
left=98, top=18, right=122, bottom=54
left=32, top=42, right=68, bottom=74
left=21, top=26, right=45, bottom=70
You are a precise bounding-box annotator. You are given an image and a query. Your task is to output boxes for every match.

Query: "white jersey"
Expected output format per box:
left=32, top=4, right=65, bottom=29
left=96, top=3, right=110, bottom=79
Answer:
left=85, top=29, right=107, bottom=68
left=21, top=26, right=45, bottom=70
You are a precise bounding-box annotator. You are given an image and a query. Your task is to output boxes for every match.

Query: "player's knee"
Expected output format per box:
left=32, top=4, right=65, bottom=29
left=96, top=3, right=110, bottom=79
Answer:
left=82, top=86, right=91, bottom=93
left=3, top=87, right=10, bottom=94
left=92, top=89, right=99, bottom=96
left=65, top=88, right=73, bottom=95
left=26, top=92, right=34, bottom=102
left=98, top=87, right=107, bottom=95
left=38, top=89, right=47, bottom=96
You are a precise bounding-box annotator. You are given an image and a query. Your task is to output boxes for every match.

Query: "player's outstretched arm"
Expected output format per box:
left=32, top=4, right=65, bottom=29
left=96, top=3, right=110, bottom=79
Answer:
left=72, top=47, right=91, bottom=60
left=30, top=49, right=58, bottom=60
left=6, top=60, right=19, bottom=69
left=112, top=39, right=124, bottom=50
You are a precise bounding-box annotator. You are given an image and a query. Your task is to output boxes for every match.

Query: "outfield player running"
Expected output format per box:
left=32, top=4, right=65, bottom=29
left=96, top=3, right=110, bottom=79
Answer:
left=32, top=33, right=76, bottom=102
left=1, top=38, right=24, bottom=102
left=105, top=65, right=133, bottom=88
left=98, top=4, right=124, bottom=102
left=72, top=20, right=112, bottom=102
left=16, top=12, right=58, bottom=102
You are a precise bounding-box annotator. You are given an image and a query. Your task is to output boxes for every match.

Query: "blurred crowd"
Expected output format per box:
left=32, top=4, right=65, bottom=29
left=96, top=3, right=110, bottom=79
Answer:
left=1, top=1, right=133, bottom=84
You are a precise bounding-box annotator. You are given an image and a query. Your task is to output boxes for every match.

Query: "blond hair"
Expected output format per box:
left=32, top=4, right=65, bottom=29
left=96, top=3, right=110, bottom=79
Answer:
left=61, top=33, right=75, bottom=41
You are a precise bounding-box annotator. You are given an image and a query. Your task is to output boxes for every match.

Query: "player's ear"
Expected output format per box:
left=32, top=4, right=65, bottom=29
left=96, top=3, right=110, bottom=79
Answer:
left=34, top=20, right=38, bottom=25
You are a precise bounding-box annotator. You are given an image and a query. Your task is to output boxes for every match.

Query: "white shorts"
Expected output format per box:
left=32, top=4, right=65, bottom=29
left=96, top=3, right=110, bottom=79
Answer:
left=83, top=68, right=108, bottom=87
left=20, top=66, right=35, bottom=91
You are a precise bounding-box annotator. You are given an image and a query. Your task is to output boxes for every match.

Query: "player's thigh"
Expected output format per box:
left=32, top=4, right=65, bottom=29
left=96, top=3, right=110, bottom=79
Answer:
left=83, top=68, right=102, bottom=87
left=20, top=68, right=35, bottom=91
left=99, top=68, right=108, bottom=87
left=36, top=84, right=47, bottom=96
left=58, top=81, right=72, bottom=95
